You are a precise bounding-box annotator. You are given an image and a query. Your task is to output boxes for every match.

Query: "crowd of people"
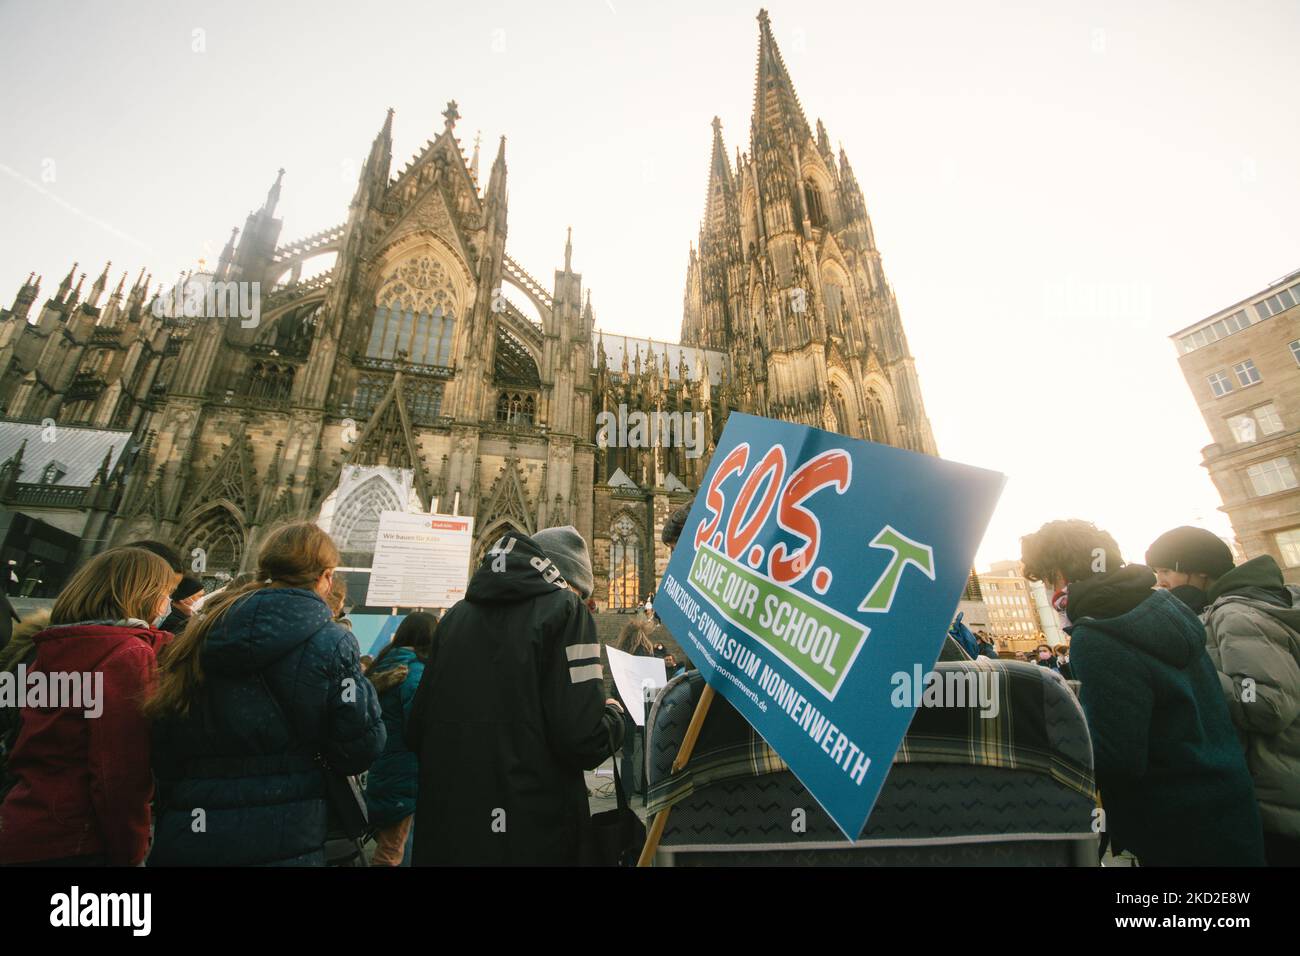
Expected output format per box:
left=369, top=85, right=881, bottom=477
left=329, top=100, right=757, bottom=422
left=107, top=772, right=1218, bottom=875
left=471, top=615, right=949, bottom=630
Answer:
left=0, top=511, right=684, bottom=867
left=1020, top=520, right=1299, bottom=867
left=0, top=502, right=1294, bottom=867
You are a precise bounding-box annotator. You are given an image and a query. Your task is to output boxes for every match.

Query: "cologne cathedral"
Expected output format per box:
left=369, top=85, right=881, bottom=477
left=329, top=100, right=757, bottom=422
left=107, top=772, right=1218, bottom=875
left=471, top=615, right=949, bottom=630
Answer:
left=0, top=11, right=936, bottom=608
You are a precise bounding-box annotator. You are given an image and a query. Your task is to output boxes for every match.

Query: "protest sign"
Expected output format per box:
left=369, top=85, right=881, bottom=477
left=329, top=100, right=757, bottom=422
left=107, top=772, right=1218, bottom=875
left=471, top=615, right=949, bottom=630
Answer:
left=653, top=412, right=1004, bottom=839
left=606, top=645, right=668, bottom=727
left=365, top=512, right=474, bottom=608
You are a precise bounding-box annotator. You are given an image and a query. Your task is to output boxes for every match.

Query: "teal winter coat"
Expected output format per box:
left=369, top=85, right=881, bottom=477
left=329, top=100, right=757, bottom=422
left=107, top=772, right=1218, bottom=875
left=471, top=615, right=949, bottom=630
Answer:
left=364, top=647, right=424, bottom=828
left=1069, top=586, right=1264, bottom=865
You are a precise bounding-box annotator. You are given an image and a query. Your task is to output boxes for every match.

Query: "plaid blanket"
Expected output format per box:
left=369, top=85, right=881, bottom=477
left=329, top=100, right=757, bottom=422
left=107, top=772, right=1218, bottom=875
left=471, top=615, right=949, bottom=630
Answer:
left=645, top=658, right=1096, bottom=818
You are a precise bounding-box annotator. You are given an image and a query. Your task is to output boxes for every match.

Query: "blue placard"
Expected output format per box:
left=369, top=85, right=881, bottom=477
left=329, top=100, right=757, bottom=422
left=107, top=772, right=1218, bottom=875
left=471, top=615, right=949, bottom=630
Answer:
left=654, top=412, right=1005, bottom=839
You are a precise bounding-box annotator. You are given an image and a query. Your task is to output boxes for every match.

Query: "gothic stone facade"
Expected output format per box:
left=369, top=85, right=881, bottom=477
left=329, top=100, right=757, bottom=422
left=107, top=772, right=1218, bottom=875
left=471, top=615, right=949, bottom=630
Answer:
left=0, top=11, right=936, bottom=608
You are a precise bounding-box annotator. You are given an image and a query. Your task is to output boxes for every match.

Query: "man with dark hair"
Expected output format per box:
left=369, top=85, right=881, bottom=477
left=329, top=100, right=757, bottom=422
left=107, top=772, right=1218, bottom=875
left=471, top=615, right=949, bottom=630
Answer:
left=159, top=576, right=204, bottom=635
left=1146, top=525, right=1300, bottom=865
left=1019, top=519, right=1263, bottom=865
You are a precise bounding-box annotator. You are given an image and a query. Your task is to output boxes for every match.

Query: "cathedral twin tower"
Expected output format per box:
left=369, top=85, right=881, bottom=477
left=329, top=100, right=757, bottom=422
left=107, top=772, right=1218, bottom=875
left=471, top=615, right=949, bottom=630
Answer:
left=0, top=10, right=936, bottom=607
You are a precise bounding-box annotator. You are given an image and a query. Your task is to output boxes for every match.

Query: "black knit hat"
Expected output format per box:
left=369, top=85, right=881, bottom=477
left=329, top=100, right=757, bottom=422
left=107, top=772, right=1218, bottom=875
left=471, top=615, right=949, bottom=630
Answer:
left=662, top=501, right=692, bottom=547
left=172, top=575, right=205, bottom=601
left=1145, top=526, right=1235, bottom=578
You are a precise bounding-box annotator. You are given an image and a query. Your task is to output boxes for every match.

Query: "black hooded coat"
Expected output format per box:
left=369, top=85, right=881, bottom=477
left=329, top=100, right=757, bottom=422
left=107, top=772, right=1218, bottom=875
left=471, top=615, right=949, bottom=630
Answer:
left=407, top=531, right=623, bottom=865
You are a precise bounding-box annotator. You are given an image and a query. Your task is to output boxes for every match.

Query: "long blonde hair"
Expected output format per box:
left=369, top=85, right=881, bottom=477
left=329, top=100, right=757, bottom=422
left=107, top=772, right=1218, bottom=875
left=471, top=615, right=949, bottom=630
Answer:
left=144, top=522, right=341, bottom=719
left=51, top=547, right=174, bottom=626
left=617, top=618, right=655, bottom=656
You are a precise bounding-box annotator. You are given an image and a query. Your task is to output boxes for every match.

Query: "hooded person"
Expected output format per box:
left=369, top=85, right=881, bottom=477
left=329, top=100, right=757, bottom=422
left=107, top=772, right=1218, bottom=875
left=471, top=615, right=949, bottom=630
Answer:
left=1148, top=526, right=1300, bottom=865
left=406, top=526, right=625, bottom=866
left=1021, top=519, right=1264, bottom=866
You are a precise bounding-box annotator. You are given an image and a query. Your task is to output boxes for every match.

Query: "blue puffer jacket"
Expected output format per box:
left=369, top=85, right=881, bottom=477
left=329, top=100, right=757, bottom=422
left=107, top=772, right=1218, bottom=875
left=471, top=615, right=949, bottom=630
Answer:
left=149, top=587, right=386, bottom=866
left=364, top=646, right=424, bottom=828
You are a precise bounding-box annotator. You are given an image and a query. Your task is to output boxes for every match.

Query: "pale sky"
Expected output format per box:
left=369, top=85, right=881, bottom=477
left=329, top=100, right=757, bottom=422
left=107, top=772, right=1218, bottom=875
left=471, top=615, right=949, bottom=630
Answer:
left=1, top=0, right=1297, bottom=568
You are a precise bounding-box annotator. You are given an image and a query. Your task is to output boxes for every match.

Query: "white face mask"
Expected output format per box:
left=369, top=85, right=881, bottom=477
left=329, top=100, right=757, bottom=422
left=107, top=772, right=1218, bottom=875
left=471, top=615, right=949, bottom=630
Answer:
left=152, top=598, right=172, bottom=629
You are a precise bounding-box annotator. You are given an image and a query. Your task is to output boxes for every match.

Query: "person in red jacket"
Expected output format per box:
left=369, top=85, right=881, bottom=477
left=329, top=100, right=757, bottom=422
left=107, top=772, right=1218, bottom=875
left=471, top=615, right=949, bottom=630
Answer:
left=0, top=546, right=175, bottom=866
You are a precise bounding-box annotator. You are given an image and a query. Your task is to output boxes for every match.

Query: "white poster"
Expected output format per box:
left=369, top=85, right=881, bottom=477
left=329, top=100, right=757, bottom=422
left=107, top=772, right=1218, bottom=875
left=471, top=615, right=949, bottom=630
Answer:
left=605, top=644, right=668, bottom=727
left=364, top=512, right=475, bottom=608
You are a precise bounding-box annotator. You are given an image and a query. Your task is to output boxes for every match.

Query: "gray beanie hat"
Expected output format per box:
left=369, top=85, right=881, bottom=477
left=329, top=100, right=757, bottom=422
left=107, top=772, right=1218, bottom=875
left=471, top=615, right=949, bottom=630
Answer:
left=533, top=526, right=594, bottom=600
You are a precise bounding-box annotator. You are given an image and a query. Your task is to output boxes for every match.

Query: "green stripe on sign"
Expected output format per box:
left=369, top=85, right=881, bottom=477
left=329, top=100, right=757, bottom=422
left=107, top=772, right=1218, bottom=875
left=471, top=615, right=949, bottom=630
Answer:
left=687, top=544, right=869, bottom=700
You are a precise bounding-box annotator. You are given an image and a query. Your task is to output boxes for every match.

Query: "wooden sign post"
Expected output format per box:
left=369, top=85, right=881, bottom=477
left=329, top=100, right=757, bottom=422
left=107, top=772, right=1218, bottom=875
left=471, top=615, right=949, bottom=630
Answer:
left=636, top=684, right=716, bottom=867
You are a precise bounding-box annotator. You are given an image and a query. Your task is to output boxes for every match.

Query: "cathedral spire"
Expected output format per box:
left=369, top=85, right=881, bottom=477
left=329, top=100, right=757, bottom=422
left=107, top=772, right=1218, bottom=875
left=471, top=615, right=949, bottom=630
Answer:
left=703, top=116, right=736, bottom=228
left=751, top=9, right=812, bottom=148
left=368, top=108, right=394, bottom=177
left=56, top=261, right=78, bottom=302
left=263, top=168, right=285, bottom=215
left=564, top=226, right=572, bottom=271
left=470, top=130, right=482, bottom=183
left=485, top=135, right=507, bottom=203
left=7, top=273, right=40, bottom=322
left=69, top=270, right=86, bottom=308
left=111, top=270, right=127, bottom=301
left=89, top=261, right=111, bottom=306
left=217, top=226, right=239, bottom=280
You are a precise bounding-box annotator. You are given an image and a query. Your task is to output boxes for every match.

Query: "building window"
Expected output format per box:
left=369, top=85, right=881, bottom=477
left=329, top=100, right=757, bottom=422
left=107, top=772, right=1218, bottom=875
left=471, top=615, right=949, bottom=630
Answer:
left=1229, top=405, right=1283, bottom=443
left=1290, top=340, right=1300, bottom=366
left=1180, top=310, right=1251, bottom=353
left=1247, top=457, right=1298, bottom=497
left=1233, top=360, right=1261, bottom=387
left=352, top=375, right=388, bottom=419
left=1229, top=414, right=1257, bottom=443
left=495, top=392, right=535, bottom=426
left=1255, top=283, right=1300, bottom=320
left=40, top=462, right=67, bottom=485
left=1208, top=371, right=1234, bottom=397
left=366, top=303, right=454, bottom=366
left=1276, top=529, right=1300, bottom=568
left=1256, top=403, right=1284, bottom=436
left=608, top=514, right=641, bottom=611
left=405, top=380, right=444, bottom=423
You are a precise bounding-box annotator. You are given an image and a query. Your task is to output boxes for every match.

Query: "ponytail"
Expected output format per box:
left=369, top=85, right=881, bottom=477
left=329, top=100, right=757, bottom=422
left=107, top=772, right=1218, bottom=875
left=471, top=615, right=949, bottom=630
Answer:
left=144, top=522, right=340, bottom=720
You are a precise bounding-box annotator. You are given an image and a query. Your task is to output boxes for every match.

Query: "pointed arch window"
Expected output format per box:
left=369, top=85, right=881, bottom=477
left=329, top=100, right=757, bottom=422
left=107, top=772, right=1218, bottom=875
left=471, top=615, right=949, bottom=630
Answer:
left=367, top=302, right=456, bottom=367
left=608, top=514, right=642, bottom=611
left=244, top=362, right=294, bottom=403
left=866, top=390, right=888, bottom=444
left=333, top=474, right=404, bottom=568
left=496, top=392, right=535, bottom=426
left=406, top=380, right=445, bottom=423
left=804, top=180, right=828, bottom=228
left=829, top=383, right=853, bottom=438
left=182, top=508, right=245, bottom=587
left=352, top=375, right=389, bottom=419
left=823, top=281, right=844, bottom=333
